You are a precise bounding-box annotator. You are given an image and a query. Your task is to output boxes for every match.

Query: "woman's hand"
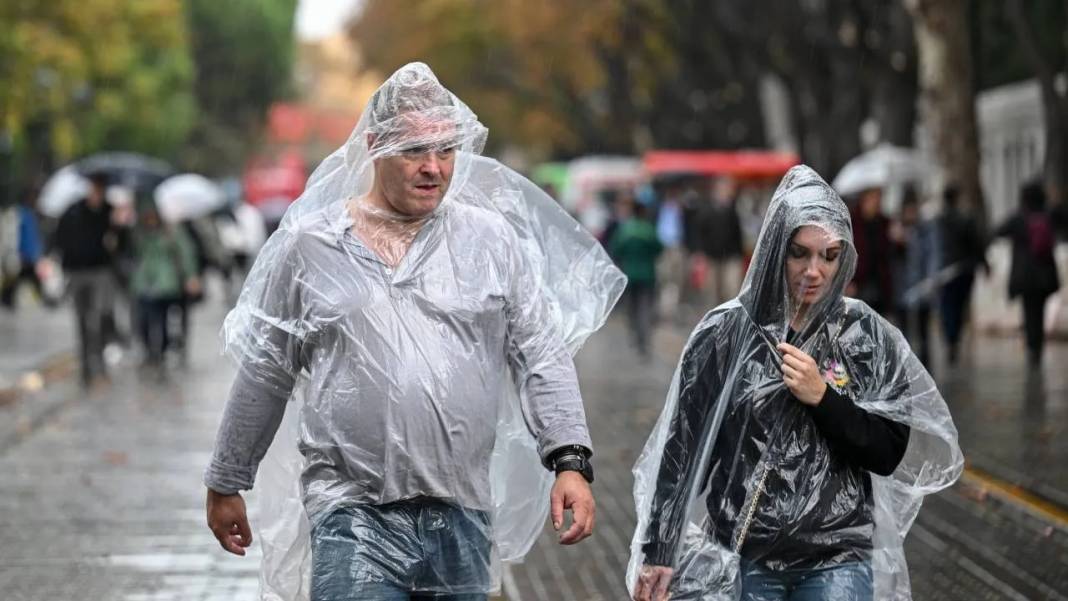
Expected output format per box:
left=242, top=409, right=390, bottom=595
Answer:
left=777, top=342, right=826, bottom=406
left=634, top=564, right=673, bottom=601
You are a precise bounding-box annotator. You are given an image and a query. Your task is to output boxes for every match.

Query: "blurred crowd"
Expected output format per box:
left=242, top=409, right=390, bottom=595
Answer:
left=0, top=168, right=266, bottom=387
left=3, top=158, right=1065, bottom=387
left=594, top=175, right=1066, bottom=369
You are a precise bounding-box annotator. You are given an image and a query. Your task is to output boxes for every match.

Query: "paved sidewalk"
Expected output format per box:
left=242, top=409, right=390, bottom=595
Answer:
left=0, top=300, right=261, bottom=601
left=0, top=302, right=74, bottom=386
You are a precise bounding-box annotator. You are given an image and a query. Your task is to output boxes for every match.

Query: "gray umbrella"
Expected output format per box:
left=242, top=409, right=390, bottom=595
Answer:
left=76, top=152, right=174, bottom=191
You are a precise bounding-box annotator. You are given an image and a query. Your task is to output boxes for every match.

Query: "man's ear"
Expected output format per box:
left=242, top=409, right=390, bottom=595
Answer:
left=366, top=133, right=377, bottom=149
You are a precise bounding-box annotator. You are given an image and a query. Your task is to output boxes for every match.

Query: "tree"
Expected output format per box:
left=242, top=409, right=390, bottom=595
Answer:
left=712, top=0, right=919, bottom=177
left=0, top=0, right=194, bottom=187
left=181, top=0, right=299, bottom=175
left=347, top=0, right=924, bottom=175
left=351, top=0, right=626, bottom=158
left=906, top=0, right=985, bottom=219
left=1001, top=0, right=1068, bottom=205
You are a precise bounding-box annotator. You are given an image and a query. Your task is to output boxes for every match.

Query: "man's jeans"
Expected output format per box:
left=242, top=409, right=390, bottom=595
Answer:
left=311, top=498, right=492, bottom=601
left=739, top=558, right=873, bottom=601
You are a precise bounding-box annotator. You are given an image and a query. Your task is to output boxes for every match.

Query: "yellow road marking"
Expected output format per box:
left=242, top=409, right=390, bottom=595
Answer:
left=961, top=464, right=1068, bottom=529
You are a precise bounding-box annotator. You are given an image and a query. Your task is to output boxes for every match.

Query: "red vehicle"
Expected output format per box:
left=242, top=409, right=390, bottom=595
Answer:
left=242, top=149, right=307, bottom=232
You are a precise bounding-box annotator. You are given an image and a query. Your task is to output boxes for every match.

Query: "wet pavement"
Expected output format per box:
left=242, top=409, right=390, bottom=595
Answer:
left=0, top=300, right=260, bottom=601
left=2, top=296, right=1067, bottom=600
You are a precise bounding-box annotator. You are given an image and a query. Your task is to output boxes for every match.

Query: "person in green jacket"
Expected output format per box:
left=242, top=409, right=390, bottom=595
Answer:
left=610, top=200, right=663, bottom=359
left=130, top=203, right=200, bottom=367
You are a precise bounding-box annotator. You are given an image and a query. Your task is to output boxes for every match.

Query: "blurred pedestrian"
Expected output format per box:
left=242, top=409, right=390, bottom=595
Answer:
left=204, top=63, right=619, bottom=599
left=52, top=172, right=120, bottom=387
left=890, top=191, right=939, bottom=366
left=0, top=198, right=20, bottom=302
left=172, top=214, right=226, bottom=361
left=602, top=188, right=635, bottom=259
left=935, top=185, right=988, bottom=365
left=1, top=185, right=53, bottom=309
left=655, top=182, right=688, bottom=320
left=848, top=188, right=894, bottom=314
left=694, top=176, right=744, bottom=309
left=129, top=202, right=199, bottom=371
left=216, top=202, right=267, bottom=303
left=990, top=180, right=1061, bottom=368
left=630, top=166, right=960, bottom=601
left=610, top=201, right=663, bottom=359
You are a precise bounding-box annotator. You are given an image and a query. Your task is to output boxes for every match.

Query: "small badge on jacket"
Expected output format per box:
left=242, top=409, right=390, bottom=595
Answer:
left=822, top=358, right=850, bottom=391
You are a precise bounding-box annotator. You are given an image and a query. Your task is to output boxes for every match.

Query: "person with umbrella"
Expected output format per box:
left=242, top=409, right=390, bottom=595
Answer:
left=52, top=172, right=122, bottom=387
left=129, top=196, right=200, bottom=374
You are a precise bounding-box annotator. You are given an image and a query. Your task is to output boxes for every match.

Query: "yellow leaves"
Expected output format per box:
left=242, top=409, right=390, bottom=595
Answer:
left=350, top=0, right=640, bottom=156
left=51, top=118, right=78, bottom=158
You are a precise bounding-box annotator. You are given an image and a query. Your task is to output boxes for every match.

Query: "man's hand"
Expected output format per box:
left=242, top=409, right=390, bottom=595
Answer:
left=206, top=488, right=253, bottom=556
left=777, top=342, right=826, bottom=406
left=550, top=471, right=595, bottom=545
left=634, top=564, right=674, bottom=601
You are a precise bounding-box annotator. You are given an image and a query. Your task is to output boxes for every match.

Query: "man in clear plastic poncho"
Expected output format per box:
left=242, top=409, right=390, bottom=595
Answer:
left=203, top=63, right=625, bottom=600
left=630, top=166, right=962, bottom=601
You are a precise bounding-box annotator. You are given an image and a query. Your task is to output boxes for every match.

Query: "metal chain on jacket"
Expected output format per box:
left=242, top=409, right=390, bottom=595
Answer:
left=733, top=460, right=771, bottom=553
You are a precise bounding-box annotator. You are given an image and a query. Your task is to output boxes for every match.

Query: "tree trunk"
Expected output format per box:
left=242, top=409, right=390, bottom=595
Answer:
left=1005, top=0, right=1068, bottom=206
left=906, top=0, right=985, bottom=221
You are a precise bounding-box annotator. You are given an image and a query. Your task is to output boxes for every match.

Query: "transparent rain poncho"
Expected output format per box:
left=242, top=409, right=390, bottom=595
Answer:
left=628, top=165, right=962, bottom=601
left=211, top=63, right=625, bottom=599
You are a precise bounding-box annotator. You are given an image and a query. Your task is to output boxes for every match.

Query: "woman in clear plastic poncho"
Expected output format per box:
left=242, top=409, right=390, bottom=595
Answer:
left=629, top=165, right=962, bottom=601
left=205, top=63, right=624, bottom=600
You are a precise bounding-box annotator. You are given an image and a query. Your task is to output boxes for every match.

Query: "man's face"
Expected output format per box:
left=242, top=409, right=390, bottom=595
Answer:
left=370, top=115, right=458, bottom=218
left=88, top=181, right=106, bottom=207
left=713, top=177, right=737, bottom=205
left=859, top=188, right=882, bottom=219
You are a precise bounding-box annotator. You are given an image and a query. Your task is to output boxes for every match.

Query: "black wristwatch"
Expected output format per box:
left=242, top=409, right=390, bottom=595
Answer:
left=550, top=445, right=594, bottom=483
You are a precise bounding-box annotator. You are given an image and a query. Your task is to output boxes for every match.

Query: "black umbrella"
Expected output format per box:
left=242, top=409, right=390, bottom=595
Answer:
left=76, top=152, right=174, bottom=192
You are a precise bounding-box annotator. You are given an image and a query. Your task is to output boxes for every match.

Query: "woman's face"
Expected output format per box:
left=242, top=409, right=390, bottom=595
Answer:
left=785, top=225, right=843, bottom=307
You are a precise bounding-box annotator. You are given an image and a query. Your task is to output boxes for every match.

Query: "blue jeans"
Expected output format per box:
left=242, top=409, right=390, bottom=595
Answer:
left=740, top=559, right=873, bottom=601
left=310, top=498, right=491, bottom=601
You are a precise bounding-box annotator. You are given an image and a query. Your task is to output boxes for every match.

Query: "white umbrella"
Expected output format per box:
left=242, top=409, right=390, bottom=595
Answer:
left=832, top=144, right=931, bottom=198
left=37, top=166, right=90, bottom=218
left=154, top=174, right=226, bottom=223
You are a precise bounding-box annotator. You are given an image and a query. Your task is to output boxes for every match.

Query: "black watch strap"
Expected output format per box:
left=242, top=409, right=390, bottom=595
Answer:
left=551, top=446, right=594, bottom=483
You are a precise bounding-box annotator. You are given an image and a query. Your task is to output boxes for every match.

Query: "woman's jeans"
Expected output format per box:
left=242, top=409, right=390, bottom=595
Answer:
left=311, top=498, right=491, bottom=601
left=740, top=558, right=873, bottom=601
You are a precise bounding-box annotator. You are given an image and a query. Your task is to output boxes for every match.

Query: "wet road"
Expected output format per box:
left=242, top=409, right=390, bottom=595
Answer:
left=1, top=298, right=1067, bottom=600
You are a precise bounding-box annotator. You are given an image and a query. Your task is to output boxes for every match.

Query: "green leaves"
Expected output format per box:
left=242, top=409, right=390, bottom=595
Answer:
left=0, top=0, right=194, bottom=163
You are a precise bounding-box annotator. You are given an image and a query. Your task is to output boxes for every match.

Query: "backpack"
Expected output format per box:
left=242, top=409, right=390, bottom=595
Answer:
left=1026, top=213, right=1055, bottom=260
